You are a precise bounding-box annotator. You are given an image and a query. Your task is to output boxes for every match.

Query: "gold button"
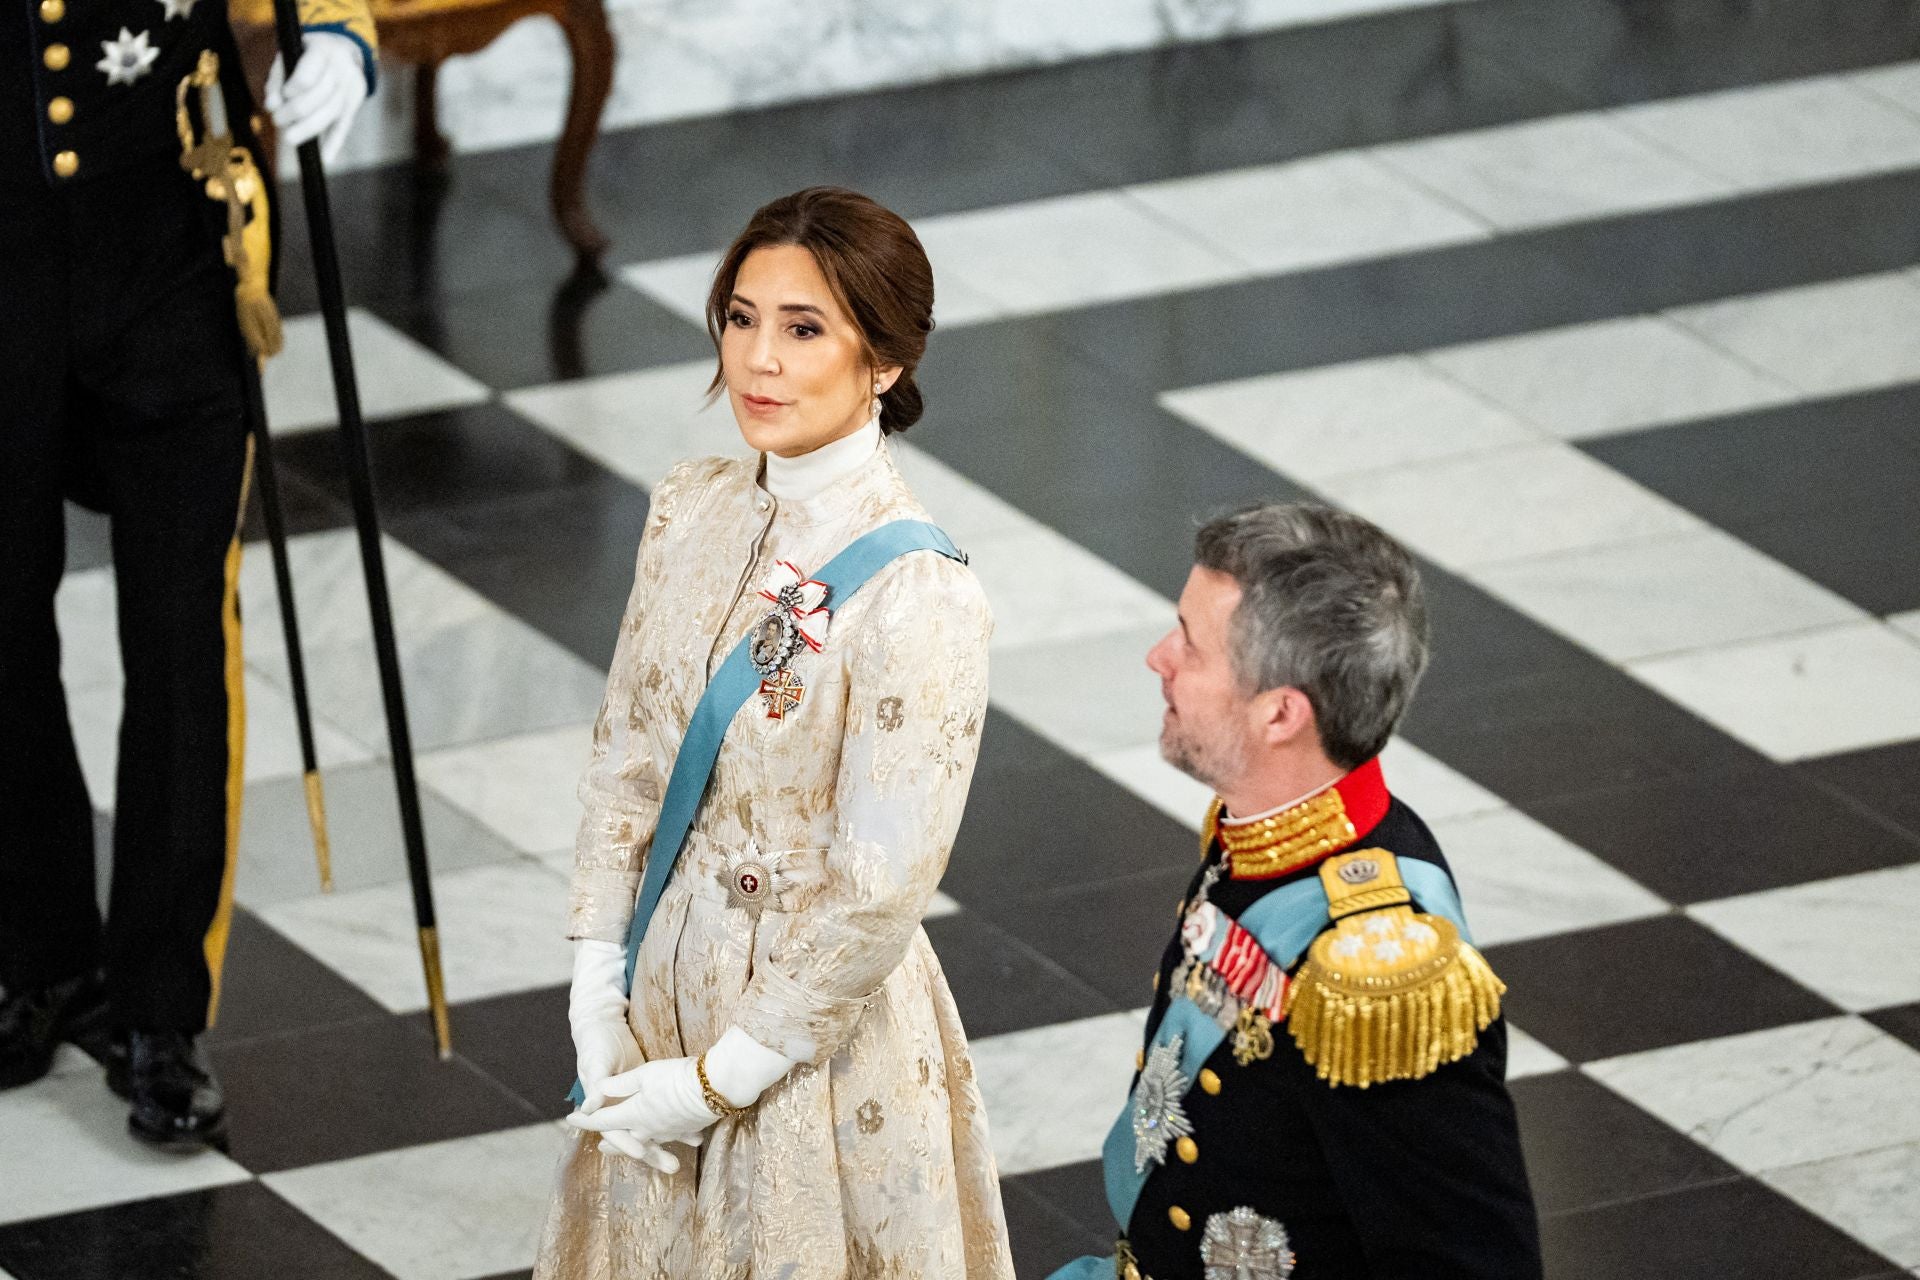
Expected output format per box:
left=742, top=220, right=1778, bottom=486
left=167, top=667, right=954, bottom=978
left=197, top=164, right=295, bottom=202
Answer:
left=52, top=149, right=78, bottom=178
left=1176, top=1136, right=1199, bottom=1164
left=1199, top=1068, right=1222, bottom=1095
left=40, top=0, right=65, bottom=20
left=44, top=43, right=70, bottom=70
left=1169, top=1205, right=1192, bottom=1232
left=47, top=96, right=73, bottom=124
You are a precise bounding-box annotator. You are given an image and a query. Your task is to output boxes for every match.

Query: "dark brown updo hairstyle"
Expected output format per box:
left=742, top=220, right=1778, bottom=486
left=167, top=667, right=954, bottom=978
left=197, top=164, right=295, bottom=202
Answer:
left=705, top=186, right=935, bottom=435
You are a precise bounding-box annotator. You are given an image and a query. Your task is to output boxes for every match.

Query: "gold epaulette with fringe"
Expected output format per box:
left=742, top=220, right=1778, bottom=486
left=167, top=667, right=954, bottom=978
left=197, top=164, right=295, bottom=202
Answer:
left=1285, top=849, right=1504, bottom=1089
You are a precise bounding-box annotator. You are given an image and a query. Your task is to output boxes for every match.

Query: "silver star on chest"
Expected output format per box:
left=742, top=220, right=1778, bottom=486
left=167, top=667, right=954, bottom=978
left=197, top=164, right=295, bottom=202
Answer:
left=1131, top=1033, right=1194, bottom=1173
left=1200, top=1206, right=1295, bottom=1280
left=157, top=0, right=201, bottom=19
left=97, top=28, right=159, bottom=85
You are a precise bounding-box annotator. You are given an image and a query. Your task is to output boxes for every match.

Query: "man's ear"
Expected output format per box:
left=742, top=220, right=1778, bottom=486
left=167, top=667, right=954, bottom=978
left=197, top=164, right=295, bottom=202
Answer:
left=1255, top=685, right=1318, bottom=749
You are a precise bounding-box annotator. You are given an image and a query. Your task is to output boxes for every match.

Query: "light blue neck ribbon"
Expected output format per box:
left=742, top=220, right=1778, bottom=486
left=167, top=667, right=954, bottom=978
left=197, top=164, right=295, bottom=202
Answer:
left=566, top=518, right=963, bottom=1107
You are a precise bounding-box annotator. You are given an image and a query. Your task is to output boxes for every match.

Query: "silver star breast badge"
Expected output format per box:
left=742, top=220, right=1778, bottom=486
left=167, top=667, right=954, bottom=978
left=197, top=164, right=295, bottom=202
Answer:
left=1131, top=1033, right=1194, bottom=1173
left=97, top=28, right=159, bottom=85
left=1201, top=1206, right=1295, bottom=1280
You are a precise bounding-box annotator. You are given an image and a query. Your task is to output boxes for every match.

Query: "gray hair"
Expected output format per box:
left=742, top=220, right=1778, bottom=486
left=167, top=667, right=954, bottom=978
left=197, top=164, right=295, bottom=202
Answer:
left=1193, top=503, right=1429, bottom=770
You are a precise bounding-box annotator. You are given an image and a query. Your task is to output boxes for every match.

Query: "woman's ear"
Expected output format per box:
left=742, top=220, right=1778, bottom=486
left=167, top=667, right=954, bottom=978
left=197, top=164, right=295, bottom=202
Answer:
left=873, top=365, right=904, bottom=396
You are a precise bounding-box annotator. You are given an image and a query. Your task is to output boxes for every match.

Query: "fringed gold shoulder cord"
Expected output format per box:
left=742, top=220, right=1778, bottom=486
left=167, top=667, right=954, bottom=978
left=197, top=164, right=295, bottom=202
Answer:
left=177, top=51, right=283, bottom=361
left=1286, top=849, right=1505, bottom=1089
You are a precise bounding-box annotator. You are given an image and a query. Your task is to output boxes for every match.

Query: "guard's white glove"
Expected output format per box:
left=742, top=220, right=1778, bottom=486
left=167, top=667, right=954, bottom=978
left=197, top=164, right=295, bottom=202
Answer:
left=566, top=1027, right=796, bottom=1175
left=265, top=31, right=369, bottom=164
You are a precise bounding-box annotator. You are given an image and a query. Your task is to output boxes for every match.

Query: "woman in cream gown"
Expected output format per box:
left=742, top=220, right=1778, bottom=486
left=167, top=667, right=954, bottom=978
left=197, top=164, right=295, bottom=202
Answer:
left=533, top=188, right=1015, bottom=1280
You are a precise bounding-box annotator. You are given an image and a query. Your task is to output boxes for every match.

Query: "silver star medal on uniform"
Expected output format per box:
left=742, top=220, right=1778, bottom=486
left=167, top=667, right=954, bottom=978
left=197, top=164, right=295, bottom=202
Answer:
left=1200, top=1207, right=1295, bottom=1280
left=97, top=28, right=159, bottom=85
left=156, top=0, right=201, bottom=19
left=1131, top=1034, right=1194, bottom=1173
left=721, top=844, right=774, bottom=918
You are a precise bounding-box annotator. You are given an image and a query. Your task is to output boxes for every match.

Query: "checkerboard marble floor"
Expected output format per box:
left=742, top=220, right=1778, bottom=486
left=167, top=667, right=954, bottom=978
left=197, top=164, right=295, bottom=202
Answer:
left=8, top=1, right=1920, bottom=1275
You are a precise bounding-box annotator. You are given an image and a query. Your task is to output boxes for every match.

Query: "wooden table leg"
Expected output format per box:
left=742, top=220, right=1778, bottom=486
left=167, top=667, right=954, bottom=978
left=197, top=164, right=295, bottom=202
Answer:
left=551, top=0, right=613, bottom=264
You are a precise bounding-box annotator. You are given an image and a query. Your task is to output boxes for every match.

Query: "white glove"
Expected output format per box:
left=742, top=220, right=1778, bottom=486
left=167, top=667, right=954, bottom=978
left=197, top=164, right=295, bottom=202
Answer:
left=565, top=1027, right=796, bottom=1175
left=567, top=939, right=669, bottom=1170
left=265, top=32, right=369, bottom=164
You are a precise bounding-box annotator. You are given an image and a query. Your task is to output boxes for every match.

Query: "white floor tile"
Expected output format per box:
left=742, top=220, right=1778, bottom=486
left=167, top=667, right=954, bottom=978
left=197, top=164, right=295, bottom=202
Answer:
left=1629, top=620, right=1920, bottom=761
left=1884, top=609, right=1920, bottom=644
left=623, top=258, right=1006, bottom=331
left=1426, top=808, right=1668, bottom=947
left=972, top=1008, right=1147, bottom=1176
left=1378, top=738, right=1508, bottom=822
left=1615, top=76, right=1920, bottom=189
left=1088, top=744, right=1214, bottom=831
left=988, top=626, right=1170, bottom=759
left=1471, top=528, right=1867, bottom=663
left=1159, top=355, right=1540, bottom=484
left=1669, top=271, right=1920, bottom=397
left=923, top=890, right=963, bottom=920
left=1315, top=442, right=1702, bottom=571
left=890, top=446, right=1048, bottom=547
left=1690, top=864, right=1920, bottom=1013
left=1422, top=315, right=1799, bottom=441
left=0, top=1047, right=251, bottom=1225
left=1506, top=1025, right=1571, bottom=1080
left=417, top=724, right=595, bottom=856
left=1371, top=113, right=1736, bottom=231
left=912, top=190, right=1246, bottom=317
left=1126, top=151, right=1488, bottom=275
left=260, top=861, right=573, bottom=1013
left=967, top=527, right=1175, bottom=654
left=507, top=360, right=744, bottom=490
left=1764, top=1140, right=1920, bottom=1269
left=264, top=310, right=491, bottom=433
left=234, top=762, right=525, bottom=910
left=264, top=1123, right=569, bottom=1280
left=1850, top=61, right=1920, bottom=116
left=238, top=671, right=379, bottom=783
left=54, top=568, right=122, bottom=693
left=1586, top=1016, right=1920, bottom=1174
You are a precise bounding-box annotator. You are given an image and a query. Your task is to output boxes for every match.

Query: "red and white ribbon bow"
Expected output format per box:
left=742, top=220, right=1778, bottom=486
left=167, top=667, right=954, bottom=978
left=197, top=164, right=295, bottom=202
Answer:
left=759, top=561, right=831, bottom=651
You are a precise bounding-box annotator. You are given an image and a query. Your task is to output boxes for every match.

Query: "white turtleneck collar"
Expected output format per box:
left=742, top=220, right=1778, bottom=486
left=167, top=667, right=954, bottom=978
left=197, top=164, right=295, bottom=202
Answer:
left=762, top=414, right=882, bottom=501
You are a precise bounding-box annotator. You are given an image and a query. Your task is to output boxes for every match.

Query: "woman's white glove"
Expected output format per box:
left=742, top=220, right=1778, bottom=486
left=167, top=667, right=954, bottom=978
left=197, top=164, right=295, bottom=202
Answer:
left=265, top=32, right=369, bottom=163
left=568, top=939, right=641, bottom=1102
left=565, top=1027, right=796, bottom=1175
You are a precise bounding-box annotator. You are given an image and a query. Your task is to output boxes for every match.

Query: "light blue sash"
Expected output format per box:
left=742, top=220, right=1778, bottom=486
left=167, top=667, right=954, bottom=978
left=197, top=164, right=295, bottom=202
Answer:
left=1074, top=857, right=1471, bottom=1262
left=566, top=518, right=963, bottom=1106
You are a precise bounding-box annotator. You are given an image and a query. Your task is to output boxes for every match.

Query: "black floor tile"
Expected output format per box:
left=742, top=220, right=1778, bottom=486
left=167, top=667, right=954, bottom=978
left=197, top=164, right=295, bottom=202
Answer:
left=1524, top=765, right=1920, bottom=904
left=435, top=984, right=574, bottom=1119
left=212, top=1011, right=537, bottom=1174
left=1740, top=502, right=1920, bottom=620
left=1539, top=1174, right=1900, bottom=1280
left=364, top=271, right=713, bottom=392
left=1006, top=1161, right=1120, bottom=1243
left=1488, top=914, right=1839, bottom=1064
left=63, top=503, right=115, bottom=575
left=922, top=913, right=1117, bottom=1041
left=1511, top=1070, right=1738, bottom=1217
left=1801, top=739, right=1920, bottom=846
left=205, top=910, right=390, bottom=1048
left=999, top=1176, right=1112, bottom=1280
left=1418, top=569, right=1599, bottom=698
left=1865, top=1000, right=1920, bottom=1053
left=0, top=1181, right=389, bottom=1280
left=983, top=865, right=1194, bottom=1009
left=1401, top=664, right=1767, bottom=808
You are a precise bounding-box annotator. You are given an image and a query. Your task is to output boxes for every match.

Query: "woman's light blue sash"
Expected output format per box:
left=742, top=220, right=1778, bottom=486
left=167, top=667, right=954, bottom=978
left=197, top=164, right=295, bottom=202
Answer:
left=566, top=518, right=963, bottom=1106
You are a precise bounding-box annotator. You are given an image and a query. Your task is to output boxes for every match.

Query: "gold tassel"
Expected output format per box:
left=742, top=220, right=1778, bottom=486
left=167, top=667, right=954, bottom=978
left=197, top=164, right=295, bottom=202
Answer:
left=1286, top=906, right=1505, bottom=1089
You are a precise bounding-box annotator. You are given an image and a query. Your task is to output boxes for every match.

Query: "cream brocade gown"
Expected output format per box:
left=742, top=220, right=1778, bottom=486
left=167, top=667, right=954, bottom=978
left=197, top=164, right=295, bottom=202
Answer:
left=533, top=448, right=1015, bottom=1280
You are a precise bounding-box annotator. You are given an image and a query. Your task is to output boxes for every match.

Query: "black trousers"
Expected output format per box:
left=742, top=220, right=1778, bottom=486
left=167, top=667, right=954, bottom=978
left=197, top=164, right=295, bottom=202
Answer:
left=0, top=155, right=251, bottom=1034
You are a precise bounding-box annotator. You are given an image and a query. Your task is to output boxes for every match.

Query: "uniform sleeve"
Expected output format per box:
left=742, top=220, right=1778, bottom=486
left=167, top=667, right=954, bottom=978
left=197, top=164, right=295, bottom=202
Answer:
left=731, top=555, right=992, bottom=1063
left=565, top=459, right=708, bottom=943
left=1293, top=1021, right=1544, bottom=1279
left=293, top=0, right=379, bottom=92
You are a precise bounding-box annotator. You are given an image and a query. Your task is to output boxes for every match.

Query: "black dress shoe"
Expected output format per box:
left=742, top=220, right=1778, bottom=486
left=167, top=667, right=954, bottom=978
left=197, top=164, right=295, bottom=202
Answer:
left=106, top=1030, right=228, bottom=1152
left=0, top=971, right=108, bottom=1090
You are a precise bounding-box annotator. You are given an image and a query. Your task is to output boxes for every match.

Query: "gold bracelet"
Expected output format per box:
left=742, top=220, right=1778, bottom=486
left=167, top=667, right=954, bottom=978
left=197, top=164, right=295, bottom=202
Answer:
left=696, top=1051, right=750, bottom=1119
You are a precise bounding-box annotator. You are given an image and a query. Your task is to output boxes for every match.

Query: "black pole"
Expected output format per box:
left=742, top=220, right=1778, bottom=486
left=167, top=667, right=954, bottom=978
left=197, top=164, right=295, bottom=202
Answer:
left=238, top=360, right=335, bottom=893
left=264, top=7, right=452, bottom=1057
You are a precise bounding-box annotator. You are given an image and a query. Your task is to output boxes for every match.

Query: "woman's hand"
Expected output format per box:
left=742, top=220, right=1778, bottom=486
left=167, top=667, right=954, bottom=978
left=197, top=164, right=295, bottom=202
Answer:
left=567, top=1057, right=716, bottom=1173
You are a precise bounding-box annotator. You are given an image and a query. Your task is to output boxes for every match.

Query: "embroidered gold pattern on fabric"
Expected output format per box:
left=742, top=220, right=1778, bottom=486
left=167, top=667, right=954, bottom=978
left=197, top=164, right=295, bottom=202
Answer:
left=1285, top=850, right=1505, bottom=1089
left=1218, top=788, right=1356, bottom=880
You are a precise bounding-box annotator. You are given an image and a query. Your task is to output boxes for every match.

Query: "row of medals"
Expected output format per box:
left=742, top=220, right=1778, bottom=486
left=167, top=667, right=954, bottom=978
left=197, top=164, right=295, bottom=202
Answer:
left=1170, top=866, right=1278, bottom=1067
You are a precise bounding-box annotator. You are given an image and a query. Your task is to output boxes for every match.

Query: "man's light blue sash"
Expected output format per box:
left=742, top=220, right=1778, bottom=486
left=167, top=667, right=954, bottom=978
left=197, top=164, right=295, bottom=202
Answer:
left=566, top=518, right=963, bottom=1107
left=1048, top=858, right=1472, bottom=1277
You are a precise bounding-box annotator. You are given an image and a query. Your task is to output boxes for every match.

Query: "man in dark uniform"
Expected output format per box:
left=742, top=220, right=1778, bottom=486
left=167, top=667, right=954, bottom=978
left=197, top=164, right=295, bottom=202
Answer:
left=1052, top=504, right=1541, bottom=1279
left=0, top=0, right=375, bottom=1148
